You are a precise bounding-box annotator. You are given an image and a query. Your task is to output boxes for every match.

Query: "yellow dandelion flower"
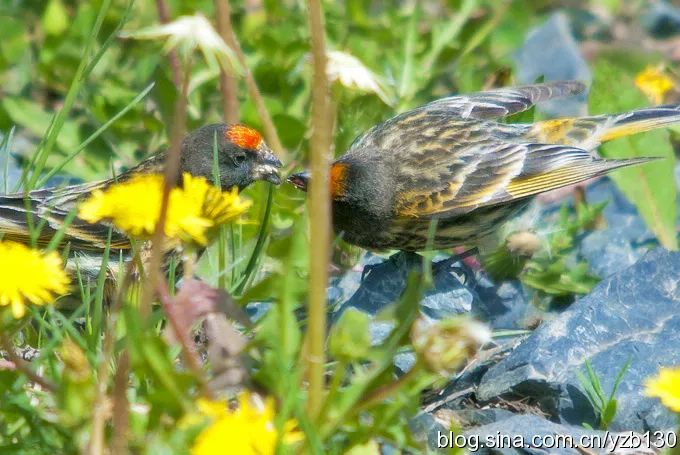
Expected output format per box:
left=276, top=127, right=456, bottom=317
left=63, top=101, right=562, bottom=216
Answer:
left=635, top=66, right=675, bottom=104
left=190, top=392, right=302, bottom=455
left=181, top=173, right=252, bottom=227
left=645, top=367, right=680, bottom=412
left=0, top=241, right=70, bottom=318
left=79, top=174, right=165, bottom=237
left=78, top=173, right=250, bottom=246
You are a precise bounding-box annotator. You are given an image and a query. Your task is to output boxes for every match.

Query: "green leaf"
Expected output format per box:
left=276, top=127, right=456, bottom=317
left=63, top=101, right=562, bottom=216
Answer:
left=1, top=98, right=80, bottom=152
left=0, top=16, right=29, bottom=69
left=42, top=0, right=69, bottom=36
left=590, top=58, right=678, bottom=250
left=601, top=399, right=617, bottom=429
left=329, top=308, right=371, bottom=362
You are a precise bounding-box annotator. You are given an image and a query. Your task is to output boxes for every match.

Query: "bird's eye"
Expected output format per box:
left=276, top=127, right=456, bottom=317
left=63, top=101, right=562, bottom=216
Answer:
left=232, top=151, right=247, bottom=164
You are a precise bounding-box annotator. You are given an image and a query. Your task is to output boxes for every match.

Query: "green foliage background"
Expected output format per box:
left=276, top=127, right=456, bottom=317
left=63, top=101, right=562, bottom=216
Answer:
left=0, top=0, right=678, bottom=453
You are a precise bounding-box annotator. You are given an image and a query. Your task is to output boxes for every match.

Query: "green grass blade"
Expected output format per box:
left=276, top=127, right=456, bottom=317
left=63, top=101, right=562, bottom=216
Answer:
left=211, top=132, right=228, bottom=290
left=1, top=126, right=15, bottom=194
left=233, top=184, right=274, bottom=295
left=397, top=2, right=420, bottom=103
left=601, top=399, right=617, bottom=429
left=45, top=209, right=78, bottom=253
left=26, top=0, right=113, bottom=190
left=585, top=361, right=606, bottom=408
left=90, top=228, right=113, bottom=350
left=82, top=0, right=134, bottom=77
left=422, top=0, right=477, bottom=71
left=608, top=357, right=632, bottom=404
left=36, top=82, right=154, bottom=188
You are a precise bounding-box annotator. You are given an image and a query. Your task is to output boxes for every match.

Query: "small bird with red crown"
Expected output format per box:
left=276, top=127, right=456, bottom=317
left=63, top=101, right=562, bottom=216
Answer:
left=0, top=123, right=281, bottom=280
left=289, top=81, right=675, bottom=252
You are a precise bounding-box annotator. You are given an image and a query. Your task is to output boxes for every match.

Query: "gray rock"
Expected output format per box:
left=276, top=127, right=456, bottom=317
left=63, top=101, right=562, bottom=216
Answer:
left=394, top=351, right=416, bottom=375
left=429, top=339, right=525, bottom=411
left=538, top=177, right=656, bottom=279
left=449, top=408, right=517, bottom=429
left=409, top=412, right=447, bottom=451
left=328, top=252, right=384, bottom=309
left=642, top=0, right=680, bottom=38
left=332, top=252, right=478, bottom=321
left=579, top=229, right=644, bottom=277
left=514, top=13, right=591, bottom=118
left=584, top=178, right=653, bottom=244
left=474, top=276, right=533, bottom=330
left=564, top=8, right=611, bottom=41
left=476, top=248, right=680, bottom=432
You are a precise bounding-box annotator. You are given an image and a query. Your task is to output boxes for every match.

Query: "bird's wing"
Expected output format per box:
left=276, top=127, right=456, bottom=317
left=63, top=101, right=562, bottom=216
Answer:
left=393, top=140, right=651, bottom=218
left=0, top=181, right=131, bottom=251
left=422, top=80, right=587, bottom=120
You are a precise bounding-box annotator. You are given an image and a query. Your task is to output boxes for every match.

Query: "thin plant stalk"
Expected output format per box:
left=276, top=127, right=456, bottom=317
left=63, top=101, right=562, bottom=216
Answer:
left=155, top=276, right=213, bottom=398
left=212, top=135, right=229, bottom=290
left=2, top=127, right=15, bottom=194
left=214, top=0, right=240, bottom=124
left=88, top=253, right=140, bottom=455
left=305, top=0, right=333, bottom=420
left=111, top=351, right=130, bottom=454
left=141, top=60, right=191, bottom=317
left=217, top=0, right=285, bottom=159
left=154, top=0, right=182, bottom=88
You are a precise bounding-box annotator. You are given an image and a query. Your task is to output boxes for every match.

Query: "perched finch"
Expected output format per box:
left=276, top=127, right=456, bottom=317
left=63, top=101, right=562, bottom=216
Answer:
left=289, top=80, right=674, bottom=251
left=0, top=124, right=281, bottom=278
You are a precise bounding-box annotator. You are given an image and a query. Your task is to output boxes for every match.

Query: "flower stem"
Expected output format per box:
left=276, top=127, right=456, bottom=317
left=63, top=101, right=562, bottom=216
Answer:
left=111, top=350, right=130, bottom=454
left=317, top=360, right=346, bottom=423
left=183, top=251, right=196, bottom=282
left=214, top=0, right=240, bottom=124
left=142, top=58, right=191, bottom=317
left=305, top=0, right=333, bottom=420
left=353, top=363, right=422, bottom=413
left=217, top=0, right=285, bottom=159
left=89, top=256, right=138, bottom=455
left=156, top=277, right=214, bottom=399
left=154, top=0, right=182, bottom=89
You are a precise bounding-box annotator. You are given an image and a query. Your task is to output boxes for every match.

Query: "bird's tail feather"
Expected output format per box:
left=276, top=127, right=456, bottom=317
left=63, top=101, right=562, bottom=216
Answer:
left=528, top=104, right=680, bottom=149
left=598, top=105, right=680, bottom=142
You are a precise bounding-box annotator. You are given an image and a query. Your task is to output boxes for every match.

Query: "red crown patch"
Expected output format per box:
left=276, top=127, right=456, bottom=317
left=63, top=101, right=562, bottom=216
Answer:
left=225, top=125, right=263, bottom=150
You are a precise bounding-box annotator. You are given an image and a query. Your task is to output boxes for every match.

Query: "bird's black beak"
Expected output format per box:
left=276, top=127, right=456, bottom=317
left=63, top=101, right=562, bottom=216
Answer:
left=287, top=170, right=310, bottom=192
left=252, top=145, right=283, bottom=185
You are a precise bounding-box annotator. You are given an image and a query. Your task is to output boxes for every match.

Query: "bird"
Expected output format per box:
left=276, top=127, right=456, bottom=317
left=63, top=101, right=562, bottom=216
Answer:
left=0, top=123, right=282, bottom=280
left=288, top=80, right=676, bottom=252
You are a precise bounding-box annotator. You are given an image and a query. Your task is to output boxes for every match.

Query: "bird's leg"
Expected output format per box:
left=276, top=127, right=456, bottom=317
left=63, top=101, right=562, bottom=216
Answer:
left=433, top=247, right=479, bottom=285
left=360, top=251, right=423, bottom=282
left=451, top=247, right=479, bottom=263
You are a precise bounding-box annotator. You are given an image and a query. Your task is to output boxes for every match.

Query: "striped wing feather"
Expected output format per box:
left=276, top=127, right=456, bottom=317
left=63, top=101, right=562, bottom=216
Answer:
left=394, top=141, right=650, bottom=218
left=423, top=80, right=587, bottom=120
left=0, top=181, right=131, bottom=251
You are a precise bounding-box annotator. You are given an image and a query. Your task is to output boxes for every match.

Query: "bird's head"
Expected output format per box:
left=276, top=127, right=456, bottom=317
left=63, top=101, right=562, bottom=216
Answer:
left=287, top=162, right=350, bottom=200
left=180, top=124, right=282, bottom=191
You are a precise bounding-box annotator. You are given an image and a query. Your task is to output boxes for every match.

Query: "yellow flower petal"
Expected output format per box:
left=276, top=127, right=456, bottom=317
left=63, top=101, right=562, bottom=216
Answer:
left=78, top=173, right=250, bottom=247
left=645, top=367, right=680, bottom=412
left=635, top=66, right=675, bottom=105
left=0, top=241, right=70, bottom=318
left=189, top=391, right=302, bottom=455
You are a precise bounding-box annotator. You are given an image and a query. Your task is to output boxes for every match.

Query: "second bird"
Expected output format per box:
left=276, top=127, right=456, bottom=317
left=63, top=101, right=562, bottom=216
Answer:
left=289, top=80, right=677, bottom=251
